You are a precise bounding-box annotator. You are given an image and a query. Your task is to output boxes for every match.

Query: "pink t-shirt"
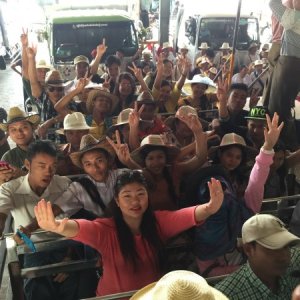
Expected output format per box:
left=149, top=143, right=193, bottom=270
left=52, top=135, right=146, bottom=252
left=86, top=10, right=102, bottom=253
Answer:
left=72, top=206, right=199, bottom=296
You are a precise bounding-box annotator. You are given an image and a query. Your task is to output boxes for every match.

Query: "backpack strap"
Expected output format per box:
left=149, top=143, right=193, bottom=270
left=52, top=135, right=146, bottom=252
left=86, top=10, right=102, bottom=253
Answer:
left=75, top=177, right=106, bottom=212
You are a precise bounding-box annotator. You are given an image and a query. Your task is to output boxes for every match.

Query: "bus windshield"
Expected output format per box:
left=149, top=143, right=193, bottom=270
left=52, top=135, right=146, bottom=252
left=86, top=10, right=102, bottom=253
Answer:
left=52, top=21, right=138, bottom=62
left=198, top=17, right=259, bottom=50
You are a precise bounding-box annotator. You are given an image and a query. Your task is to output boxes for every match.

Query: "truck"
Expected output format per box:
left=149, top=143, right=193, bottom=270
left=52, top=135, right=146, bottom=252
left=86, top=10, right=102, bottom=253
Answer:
left=173, top=6, right=260, bottom=70
left=47, top=8, right=139, bottom=79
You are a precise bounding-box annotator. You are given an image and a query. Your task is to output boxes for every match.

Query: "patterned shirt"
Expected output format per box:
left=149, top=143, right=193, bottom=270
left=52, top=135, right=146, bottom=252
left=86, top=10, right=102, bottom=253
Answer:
left=215, top=248, right=300, bottom=300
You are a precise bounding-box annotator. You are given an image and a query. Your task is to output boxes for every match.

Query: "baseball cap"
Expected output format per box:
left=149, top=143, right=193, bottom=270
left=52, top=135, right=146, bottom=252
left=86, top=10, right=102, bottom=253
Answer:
left=242, top=214, right=300, bottom=249
left=74, top=55, right=89, bottom=65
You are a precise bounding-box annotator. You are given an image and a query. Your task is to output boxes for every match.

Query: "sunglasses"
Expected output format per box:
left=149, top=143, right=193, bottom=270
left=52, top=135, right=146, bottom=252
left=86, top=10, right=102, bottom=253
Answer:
left=48, top=86, right=64, bottom=92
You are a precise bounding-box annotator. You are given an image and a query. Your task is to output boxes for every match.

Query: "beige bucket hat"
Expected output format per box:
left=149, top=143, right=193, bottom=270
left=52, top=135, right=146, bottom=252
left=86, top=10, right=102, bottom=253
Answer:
left=56, top=112, right=94, bottom=135
left=198, top=42, right=209, bottom=49
left=131, top=134, right=180, bottom=166
left=70, top=134, right=115, bottom=169
left=36, top=59, right=51, bottom=70
left=0, top=107, right=40, bottom=132
left=45, top=69, right=70, bottom=87
left=86, top=87, right=118, bottom=115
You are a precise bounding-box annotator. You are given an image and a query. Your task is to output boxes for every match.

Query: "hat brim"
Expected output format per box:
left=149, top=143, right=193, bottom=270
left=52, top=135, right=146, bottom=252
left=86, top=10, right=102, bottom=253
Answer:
left=244, top=116, right=266, bottom=121
left=131, top=144, right=180, bottom=166
left=47, top=80, right=72, bottom=88
left=183, top=81, right=216, bottom=96
left=55, top=125, right=94, bottom=136
left=208, top=143, right=258, bottom=161
left=70, top=139, right=115, bottom=169
left=86, top=90, right=118, bottom=115
left=130, top=278, right=229, bottom=300
left=0, top=114, right=41, bottom=132
left=256, top=231, right=300, bottom=250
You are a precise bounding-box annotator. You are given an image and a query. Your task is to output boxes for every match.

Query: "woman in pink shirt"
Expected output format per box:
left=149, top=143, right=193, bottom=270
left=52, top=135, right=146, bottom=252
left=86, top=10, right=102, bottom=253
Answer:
left=34, top=170, right=223, bottom=297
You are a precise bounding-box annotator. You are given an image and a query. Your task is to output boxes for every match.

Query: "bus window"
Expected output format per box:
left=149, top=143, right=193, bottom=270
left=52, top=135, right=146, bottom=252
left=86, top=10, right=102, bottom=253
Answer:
left=52, top=21, right=138, bottom=63
left=198, top=17, right=259, bottom=51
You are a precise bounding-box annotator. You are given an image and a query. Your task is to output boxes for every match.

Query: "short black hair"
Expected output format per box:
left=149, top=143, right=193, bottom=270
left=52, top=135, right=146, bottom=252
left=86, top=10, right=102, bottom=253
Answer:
left=229, top=83, right=248, bottom=93
left=27, top=140, right=57, bottom=162
left=105, top=55, right=121, bottom=67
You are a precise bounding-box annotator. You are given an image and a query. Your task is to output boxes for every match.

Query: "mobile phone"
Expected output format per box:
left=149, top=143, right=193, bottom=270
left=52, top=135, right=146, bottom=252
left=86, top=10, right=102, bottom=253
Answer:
left=16, top=229, right=36, bottom=253
left=0, top=161, right=10, bottom=169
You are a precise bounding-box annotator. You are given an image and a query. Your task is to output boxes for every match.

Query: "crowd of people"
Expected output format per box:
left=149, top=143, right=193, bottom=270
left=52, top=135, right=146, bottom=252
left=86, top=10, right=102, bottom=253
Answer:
left=1, top=0, right=300, bottom=299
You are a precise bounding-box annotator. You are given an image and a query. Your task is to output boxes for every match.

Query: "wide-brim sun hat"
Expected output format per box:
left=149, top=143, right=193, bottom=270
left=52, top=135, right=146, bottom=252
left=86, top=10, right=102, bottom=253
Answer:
left=130, top=270, right=228, bottom=300
left=183, top=74, right=216, bottom=96
left=86, top=87, right=118, bottom=115
left=45, top=69, right=70, bottom=87
left=0, top=106, right=40, bottom=132
left=220, top=42, right=231, bottom=50
left=208, top=133, right=258, bottom=160
left=131, top=134, right=180, bottom=166
left=70, top=134, right=115, bottom=169
left=56, top=112, right=94, bottom=135
left=198, top=42, right=209, bottom=50
left=36, top=59, right=51, bottom=70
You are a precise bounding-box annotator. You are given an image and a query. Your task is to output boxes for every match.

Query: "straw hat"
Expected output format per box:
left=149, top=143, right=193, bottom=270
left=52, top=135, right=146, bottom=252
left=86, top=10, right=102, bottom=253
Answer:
left=131, top=134, right=180, bottom=166
left=0, top=106, right=40, bottom=132
left=208, top=67, right=218, bottom=75
left=56, top=112, right=94, bottom=135
left=183, top=74, right=216, bottom=95
left=130, top=270, right=228, bottom=300
left=165, top=105, right=209, bottom=131
left=220, top=42, right=230, bottom=50
left=136, top=91, right=156, bottom=105
left=261, top=43, right=270, bottom=52
left=248, top=42, right=258, bottom=50
left=86, top=87, right=118, bottom=114
left=209, top=133, right=258, bottom=159
left=36, top=59, right=51, bottom=70
left=70, top=134, right=115, bottom=169
left=162, top=42, right=171, bottom=50
left=254, top=59, right=263, bottom=66
left=74, top=55, right=89, bottom=65
left=45, top=69, right=69, bottom=87
left=198, top=42, right=209, bottom=50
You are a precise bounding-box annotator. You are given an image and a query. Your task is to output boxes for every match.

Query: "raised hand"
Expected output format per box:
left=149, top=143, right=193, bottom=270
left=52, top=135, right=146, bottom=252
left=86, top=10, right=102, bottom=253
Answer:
left=26, top=45, right=37, bottom=59
left=106, top=130, right=131, bottom=164
left=217, top=77, right=229, bottom=104
left=20, top=28, right=28, bottom=47
left=102, top=77, right=111, bottom=89
left=96, top=38, right=107, bottom=57
left=75, top=72, right=91, bottom=92
left=206, top=178, right=224, bottom=215
left=129, top=101, right=144, bottom=128
left=263, top=112, right=284, bottom=151
left=156, top=53, right=164, bottom=71
left=34, top=199, right=68, bottom=234
left=176, top=112, right=203, bottom=134
left=128, top=62, right=143, bottom=81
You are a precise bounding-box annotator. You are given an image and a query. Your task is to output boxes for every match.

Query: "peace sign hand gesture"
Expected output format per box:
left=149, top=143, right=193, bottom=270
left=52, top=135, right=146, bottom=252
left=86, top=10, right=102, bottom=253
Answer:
left=102, top=77, right=111, bottom=90
left=20, top=28, right=28, bottom=47
left=128, top=62, right=143, bottom=82
left=106, top=130, right=131, bottom=164
left=176, top=111, right=203, bottom=135
left=129, top=101, right=144, bottom=128
left=26, top=45, right=37, bottom=59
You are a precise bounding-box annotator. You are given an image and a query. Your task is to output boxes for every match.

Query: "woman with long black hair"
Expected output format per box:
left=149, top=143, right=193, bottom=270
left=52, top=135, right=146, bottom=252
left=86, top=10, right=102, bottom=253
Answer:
left=34, top=170, right=223, bottom=297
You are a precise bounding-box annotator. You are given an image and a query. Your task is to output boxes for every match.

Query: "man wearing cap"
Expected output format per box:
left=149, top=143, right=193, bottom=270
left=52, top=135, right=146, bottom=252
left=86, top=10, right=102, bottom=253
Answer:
left=243, top=43, right=260, bottom=67
left=250, top=60, right=269, bottom=96
left=0, top=107, right=40, bottom=184
left=214, top=42, right=231, bottom=68
left=215, top=214, right=300, bottom=299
